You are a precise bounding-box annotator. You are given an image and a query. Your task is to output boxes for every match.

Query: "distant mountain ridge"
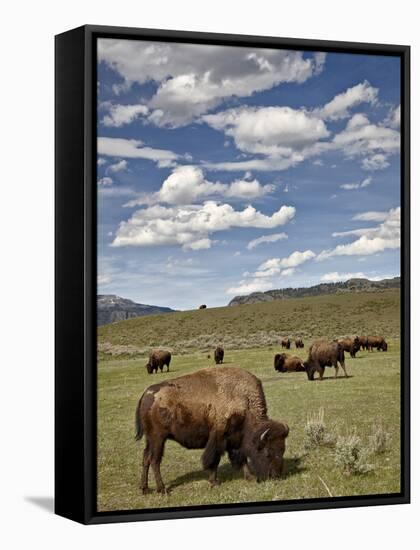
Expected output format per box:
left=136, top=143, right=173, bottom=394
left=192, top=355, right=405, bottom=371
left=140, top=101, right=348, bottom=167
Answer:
left=97, top=294, right=176, bottom=326
left=228, top=277, right=400, bottom=306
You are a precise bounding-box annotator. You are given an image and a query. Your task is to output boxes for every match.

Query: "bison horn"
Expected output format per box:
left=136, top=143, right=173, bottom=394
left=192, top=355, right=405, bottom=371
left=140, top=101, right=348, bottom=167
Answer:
left=260, top=428, right=270, bottom=441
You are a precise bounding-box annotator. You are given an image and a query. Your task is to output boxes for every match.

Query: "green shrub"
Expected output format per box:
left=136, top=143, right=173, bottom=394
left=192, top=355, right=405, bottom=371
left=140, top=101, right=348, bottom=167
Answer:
left=369, top=423, right=391, bottom=454
left=334, top=432, right=374, bottom=475
left=303, top=408, right=336, bottom=449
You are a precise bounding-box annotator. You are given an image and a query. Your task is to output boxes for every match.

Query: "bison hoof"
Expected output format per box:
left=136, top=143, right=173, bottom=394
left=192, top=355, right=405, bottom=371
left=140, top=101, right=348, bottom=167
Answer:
left=157, top=486, right=169, bottom=495
left=141, top=487, right=152, bottom=495
left=209, top=479, right=221, bottom=488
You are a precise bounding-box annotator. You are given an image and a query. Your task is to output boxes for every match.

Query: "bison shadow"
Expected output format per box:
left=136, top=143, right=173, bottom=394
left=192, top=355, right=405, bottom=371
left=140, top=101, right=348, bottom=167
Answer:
left=167, top=456, right=304, bottom=490
left=313, top=374, right=354, bottom=381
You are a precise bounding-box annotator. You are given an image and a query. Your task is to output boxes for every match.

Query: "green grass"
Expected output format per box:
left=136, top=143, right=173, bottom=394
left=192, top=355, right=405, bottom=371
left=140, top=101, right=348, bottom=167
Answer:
left=98, top=289, right=400, bottom=357
left=97, top=341, right=401, bottom=512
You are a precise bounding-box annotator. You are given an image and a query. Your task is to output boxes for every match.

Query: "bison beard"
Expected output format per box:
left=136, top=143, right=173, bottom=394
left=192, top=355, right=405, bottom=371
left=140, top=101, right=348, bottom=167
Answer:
left=135, top=367, right=289, bottom=493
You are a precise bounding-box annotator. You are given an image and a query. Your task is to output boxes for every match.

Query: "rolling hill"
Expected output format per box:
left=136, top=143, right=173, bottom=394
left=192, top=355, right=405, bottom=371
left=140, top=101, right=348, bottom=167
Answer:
left=97, top=288, right=400, bottom=358
left=228, top=277, right=400, bottom=306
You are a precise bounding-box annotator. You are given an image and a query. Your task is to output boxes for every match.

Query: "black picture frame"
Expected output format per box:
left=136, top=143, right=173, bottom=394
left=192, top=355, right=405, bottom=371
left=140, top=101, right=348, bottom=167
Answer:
left=55, top=24, right=410, bottom=525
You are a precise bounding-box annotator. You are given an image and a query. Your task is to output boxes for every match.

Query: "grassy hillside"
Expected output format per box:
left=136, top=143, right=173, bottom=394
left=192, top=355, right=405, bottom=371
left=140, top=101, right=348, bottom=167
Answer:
left=98, top=289, right=400, bottom=357
left=97, top=343, right=401, bottom=512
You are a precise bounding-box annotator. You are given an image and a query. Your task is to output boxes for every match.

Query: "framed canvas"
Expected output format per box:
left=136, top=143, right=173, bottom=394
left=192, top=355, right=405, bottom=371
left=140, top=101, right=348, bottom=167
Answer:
left=55, top=25, right=410, bottom=524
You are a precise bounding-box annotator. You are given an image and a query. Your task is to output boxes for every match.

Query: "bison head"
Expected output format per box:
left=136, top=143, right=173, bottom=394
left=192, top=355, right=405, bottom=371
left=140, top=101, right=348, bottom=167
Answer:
left=145, top=362, right=153, bottom=374
left=382, top=341, right=388, bottom=351
left=303, top=361, right=316, bottom=380
left=274, top=353, right=286, bottom=372
left=246, top=421, right=289, bottom=481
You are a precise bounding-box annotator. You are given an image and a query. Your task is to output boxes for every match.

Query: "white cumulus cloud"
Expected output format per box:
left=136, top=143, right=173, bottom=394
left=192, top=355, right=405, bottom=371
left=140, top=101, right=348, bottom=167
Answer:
left=340, top=176, right=372, bottom=190
left=98, top=38, right=326, bottom=127
left=112, top=201, right=296, bottom=250
left=226, top=249, right=315, bottom=295
left=125, top=165, right=276, bottom=207
left=247, top=233, right=288, bottom=250
left=318, top=207, right=400, bottom=260
left=97, top=137, right=180, bottom=167
left=107, top=159, right=128, bottom=173
left=320, top=271, right=367, bottom=283
left=315, top=80, right=378, bottom=121
left=102, top=104, right=149, bottom=127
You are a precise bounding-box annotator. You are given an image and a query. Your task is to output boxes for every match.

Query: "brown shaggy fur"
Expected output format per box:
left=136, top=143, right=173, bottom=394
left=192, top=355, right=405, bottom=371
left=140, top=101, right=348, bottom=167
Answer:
left=274, top=353, right=305, bottom=373
left=281, top=337, right=291, bottom=349
left=337, top=336, right=360, bottom=358
left=367, top=335, right=388, bottom=351
left=214, top=346, right=224, bottom=365
left=145, top=350, right=171, bottom=374
left=304, top=339, right=348, bottom=380
left=358, top=335, right=368, bottom=350
left=295, top=338, right=304, bottom=349
left=135, top=367, right=289, bottom=493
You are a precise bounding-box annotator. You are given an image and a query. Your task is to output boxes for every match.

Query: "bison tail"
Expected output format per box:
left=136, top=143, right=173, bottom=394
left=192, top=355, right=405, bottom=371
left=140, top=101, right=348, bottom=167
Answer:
left=134, top=398, right=143, bottom=441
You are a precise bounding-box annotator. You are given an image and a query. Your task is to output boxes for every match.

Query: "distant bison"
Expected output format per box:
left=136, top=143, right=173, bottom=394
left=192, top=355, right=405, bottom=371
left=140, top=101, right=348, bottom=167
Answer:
left=367, top=335, right=388, bottom=352
left=358, top=335, right=368, bottom=350
left=145, top=350, right=171, bottom=374
left=337, top=336, right=360, bottom=358
left=274, top=353, right=305, bottom=373
left=281, top=337, right=291, bottom=349
left=304, top=340, right=348, bottom=380
left=135, top=367, right=289, bottom=493
left=295, top=338, right=304, bottom=349
left=198, top=304, right=207, bottom=309
left=214, top=346, right=224, bottom=365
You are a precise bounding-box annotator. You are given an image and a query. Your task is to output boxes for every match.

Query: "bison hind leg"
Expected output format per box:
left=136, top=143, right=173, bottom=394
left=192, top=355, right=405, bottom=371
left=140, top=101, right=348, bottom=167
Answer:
left=340, top=361, right=349, bottom=378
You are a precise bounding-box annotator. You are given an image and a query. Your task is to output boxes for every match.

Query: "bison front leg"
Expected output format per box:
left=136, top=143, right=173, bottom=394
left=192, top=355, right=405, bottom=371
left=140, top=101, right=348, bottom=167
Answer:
left=202, top=432, right=224, bottom=487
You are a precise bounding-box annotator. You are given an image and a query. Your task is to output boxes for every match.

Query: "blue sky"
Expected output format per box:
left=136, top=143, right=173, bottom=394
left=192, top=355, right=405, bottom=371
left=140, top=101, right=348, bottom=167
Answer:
left=97, top=39, right=401, bottom=310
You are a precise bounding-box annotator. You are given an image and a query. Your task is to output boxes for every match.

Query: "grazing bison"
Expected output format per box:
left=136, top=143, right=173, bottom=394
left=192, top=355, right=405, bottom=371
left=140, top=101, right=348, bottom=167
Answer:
left=304, top=340, right=348, bottom=380
left=281, top=337, right=291, bottom=350
left=295, top=338, right=304, bottom=349
left=214, top=346, right=224, bottom=365
left=135, top=367, right=289, bottom=493
left=198, top=304, right=207, bottom=309
left=358, top=335, right=368, bottom=350
left=145, top=350, right=171, bottom=374
left=337, top=336, right=360, bottom=358
left=367, top=335, right=388, bottom=352
left=274, top=353, right=305, bottom=373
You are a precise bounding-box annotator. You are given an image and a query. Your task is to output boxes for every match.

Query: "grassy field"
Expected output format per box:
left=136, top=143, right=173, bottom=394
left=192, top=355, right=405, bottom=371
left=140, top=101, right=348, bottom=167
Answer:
left=97, top=290, right=401, bottom=512
left=98, top=289, right=400, bottom=357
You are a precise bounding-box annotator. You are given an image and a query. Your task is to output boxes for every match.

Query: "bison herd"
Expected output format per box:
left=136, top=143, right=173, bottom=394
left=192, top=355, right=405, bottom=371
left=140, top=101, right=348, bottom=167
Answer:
left=274, top=334, right=388, bottom=381
left=137, top=333, right=388, bottom=493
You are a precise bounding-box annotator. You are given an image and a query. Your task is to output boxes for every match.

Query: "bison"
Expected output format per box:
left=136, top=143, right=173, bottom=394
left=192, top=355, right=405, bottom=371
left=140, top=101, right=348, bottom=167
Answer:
left=281, top=337, right=291, bottom=349
left=214, top=346, right=224, bottom=365
left=274, top=353, right=305, bottom=373
left=304, top=340, right=348, bottom=380
left=367, top=335, right=388, bottom=352
left=337, top=336, right=360, bottom=358
left=295, top=338, right=304, bottom=349
left=198, top=304, right=207, bottom=309
left=358, top=335, right=368, bottom=350
left=135, top=367, right=289, bottom=494
left=145, top=350, right=171, bottom=374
